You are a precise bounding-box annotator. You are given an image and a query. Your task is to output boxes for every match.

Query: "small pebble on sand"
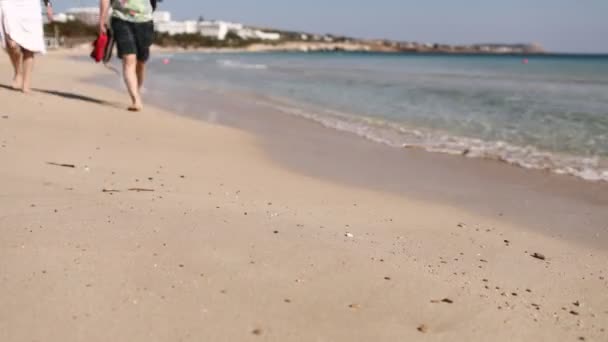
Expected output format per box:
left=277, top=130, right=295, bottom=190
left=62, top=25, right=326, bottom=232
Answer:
left=431, top=298, right=454, bottom=304
left=531, top=253, right=546, bottom=260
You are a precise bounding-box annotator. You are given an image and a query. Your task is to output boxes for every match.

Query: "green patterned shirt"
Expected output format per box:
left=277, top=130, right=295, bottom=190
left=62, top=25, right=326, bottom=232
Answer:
left=111, top=0, right=153, bottom=23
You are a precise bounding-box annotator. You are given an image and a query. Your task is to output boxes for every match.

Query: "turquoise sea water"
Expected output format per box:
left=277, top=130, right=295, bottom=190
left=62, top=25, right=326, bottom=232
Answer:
left=146, top=52, right=608, bottom=181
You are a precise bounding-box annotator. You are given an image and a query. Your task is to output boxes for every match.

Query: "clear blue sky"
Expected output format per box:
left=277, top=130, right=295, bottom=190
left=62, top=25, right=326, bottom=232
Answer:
left=54, top=0, right=608, bottom=53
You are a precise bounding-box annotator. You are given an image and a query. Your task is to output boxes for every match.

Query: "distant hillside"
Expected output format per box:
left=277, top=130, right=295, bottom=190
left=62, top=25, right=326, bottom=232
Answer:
left=251, top=27, right=545, bottom=54
left=45, top=20, right=545, bottom=54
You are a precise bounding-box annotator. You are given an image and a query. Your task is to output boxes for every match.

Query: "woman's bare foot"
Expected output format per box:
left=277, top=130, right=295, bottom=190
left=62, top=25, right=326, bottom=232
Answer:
left=127, top=103, right=143, bottom=112
left=11, top=75, right=22, bottom=90
left=21, top=50, right=34, bottom=95
left=127, top=92, right=143, bottom=111
left=20, top=77, right=31, bottom=94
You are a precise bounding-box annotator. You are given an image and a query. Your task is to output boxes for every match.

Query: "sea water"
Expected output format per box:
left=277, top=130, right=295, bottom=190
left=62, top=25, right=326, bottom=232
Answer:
left=146, top=52, right=608, bottom=182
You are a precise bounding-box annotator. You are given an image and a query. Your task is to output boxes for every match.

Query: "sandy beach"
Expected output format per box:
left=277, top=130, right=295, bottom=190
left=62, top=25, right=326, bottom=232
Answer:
left=0, top=52, right=607, bottom=341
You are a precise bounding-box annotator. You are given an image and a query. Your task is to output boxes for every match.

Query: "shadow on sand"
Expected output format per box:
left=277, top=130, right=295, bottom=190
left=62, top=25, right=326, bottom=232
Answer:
left=33, top=88, right=112, bottom=105
left=1, top=83, right=122, bottom=109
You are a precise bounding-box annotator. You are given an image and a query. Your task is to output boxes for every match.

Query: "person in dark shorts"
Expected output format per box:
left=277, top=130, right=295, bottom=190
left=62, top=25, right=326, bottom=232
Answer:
left=99, top=0, right=154, bottom=111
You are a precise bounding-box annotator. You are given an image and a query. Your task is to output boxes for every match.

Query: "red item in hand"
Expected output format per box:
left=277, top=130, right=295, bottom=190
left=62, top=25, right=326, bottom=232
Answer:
left=90, top=33, right=108, bottom=63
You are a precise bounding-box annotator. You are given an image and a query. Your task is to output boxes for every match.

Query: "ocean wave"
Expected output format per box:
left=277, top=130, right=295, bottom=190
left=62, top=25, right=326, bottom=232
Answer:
left=267, top=102, right=608, bottom=182
left=217, top=59, right=268, bottom=70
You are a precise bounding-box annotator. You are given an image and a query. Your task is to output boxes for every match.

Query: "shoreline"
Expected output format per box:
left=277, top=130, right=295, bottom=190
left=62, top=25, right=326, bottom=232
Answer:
left=240, top=94, right=608, bottom=183
left=133, top=50, right=608, bottom=183
left=60, top=44, right=607, bottom=57
left=1, top=51, right=607, bottom=341
left=118, top=56, right=608, bottom=250
left=149, top=44, right=608, bottom=57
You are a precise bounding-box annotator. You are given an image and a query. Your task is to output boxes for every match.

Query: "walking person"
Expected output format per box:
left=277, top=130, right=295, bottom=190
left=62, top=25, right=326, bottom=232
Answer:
left=99, top=0, right=154, bottom=111
left=0, top=0, right=53, bottom=93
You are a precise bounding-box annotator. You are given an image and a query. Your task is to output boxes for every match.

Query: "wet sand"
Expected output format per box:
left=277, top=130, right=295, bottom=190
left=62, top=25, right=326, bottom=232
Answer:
left=142, top=81, right=608, bottom=250
left=0, top=52, right=607, bottom=342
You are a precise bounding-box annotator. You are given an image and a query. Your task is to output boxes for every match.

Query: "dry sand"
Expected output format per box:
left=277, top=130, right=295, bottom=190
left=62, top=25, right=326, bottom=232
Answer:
left=0, top=52, right=606, bottom=342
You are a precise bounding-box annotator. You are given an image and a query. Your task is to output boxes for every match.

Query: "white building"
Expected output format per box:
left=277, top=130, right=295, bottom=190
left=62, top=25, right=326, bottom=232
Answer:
left=65, top=7, right=99, bottom=26
left=235, top=28, right=280, bottom=41
left=51, top=13, right=74, bottom=23
left=253, top=30, right=281, bottom=41
left=154, top=16, right=281, bottom=42
left=156, top=20, right=199, bottom=35
left=153, top=11, right=171, bottom=24
left=233, top=28, right=255, bottom=39
left=199, top=21, right=243, bottom=40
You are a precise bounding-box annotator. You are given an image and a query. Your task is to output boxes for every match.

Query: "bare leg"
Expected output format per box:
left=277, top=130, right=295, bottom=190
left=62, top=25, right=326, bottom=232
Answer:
left=5, top=38, right=22, bottom=89
left=122, top=54, right=142, bottom=111
left=21, top=49, right=34, bottom=93
left=136, top=61, right=145, bottom=89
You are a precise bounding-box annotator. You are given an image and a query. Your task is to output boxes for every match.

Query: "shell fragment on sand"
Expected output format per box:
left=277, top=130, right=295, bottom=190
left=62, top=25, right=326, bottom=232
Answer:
left=531, top=253, right=546, bottom=261
left=46, top=162, right=76, bottom=168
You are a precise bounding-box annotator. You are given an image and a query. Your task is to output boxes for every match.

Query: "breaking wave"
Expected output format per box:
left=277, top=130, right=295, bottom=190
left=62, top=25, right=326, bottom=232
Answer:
left=217, top=59, right=268, bottom=70
left=267, top=101, right=608, bottom=182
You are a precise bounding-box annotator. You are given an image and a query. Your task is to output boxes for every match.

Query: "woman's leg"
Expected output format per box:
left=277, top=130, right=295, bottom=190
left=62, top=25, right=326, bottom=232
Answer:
left=112, top=18, right=144, bottom=111
left=20, top=49, right=34, bottom=93
left=136, top=61, right=145, bottom=89
left=122, top=54, right=143, bottom=110
left=5, top=37, right=23, bottom=89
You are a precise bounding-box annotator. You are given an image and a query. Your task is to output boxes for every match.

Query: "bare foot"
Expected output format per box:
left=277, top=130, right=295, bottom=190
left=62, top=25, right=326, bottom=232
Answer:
left=21, top=87, right=31, bottom=94
left=127, top=104, right=143, bottom=112
left=11, top=75, right=22, bottom=90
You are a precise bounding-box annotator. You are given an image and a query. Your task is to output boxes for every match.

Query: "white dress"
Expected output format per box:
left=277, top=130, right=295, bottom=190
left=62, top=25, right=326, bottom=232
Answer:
left=0, top=0, right=46, bottom=53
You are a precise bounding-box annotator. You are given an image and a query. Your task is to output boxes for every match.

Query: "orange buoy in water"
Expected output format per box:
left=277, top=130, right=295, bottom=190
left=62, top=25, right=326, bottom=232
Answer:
left=522, top=58, right=529, bottom=65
